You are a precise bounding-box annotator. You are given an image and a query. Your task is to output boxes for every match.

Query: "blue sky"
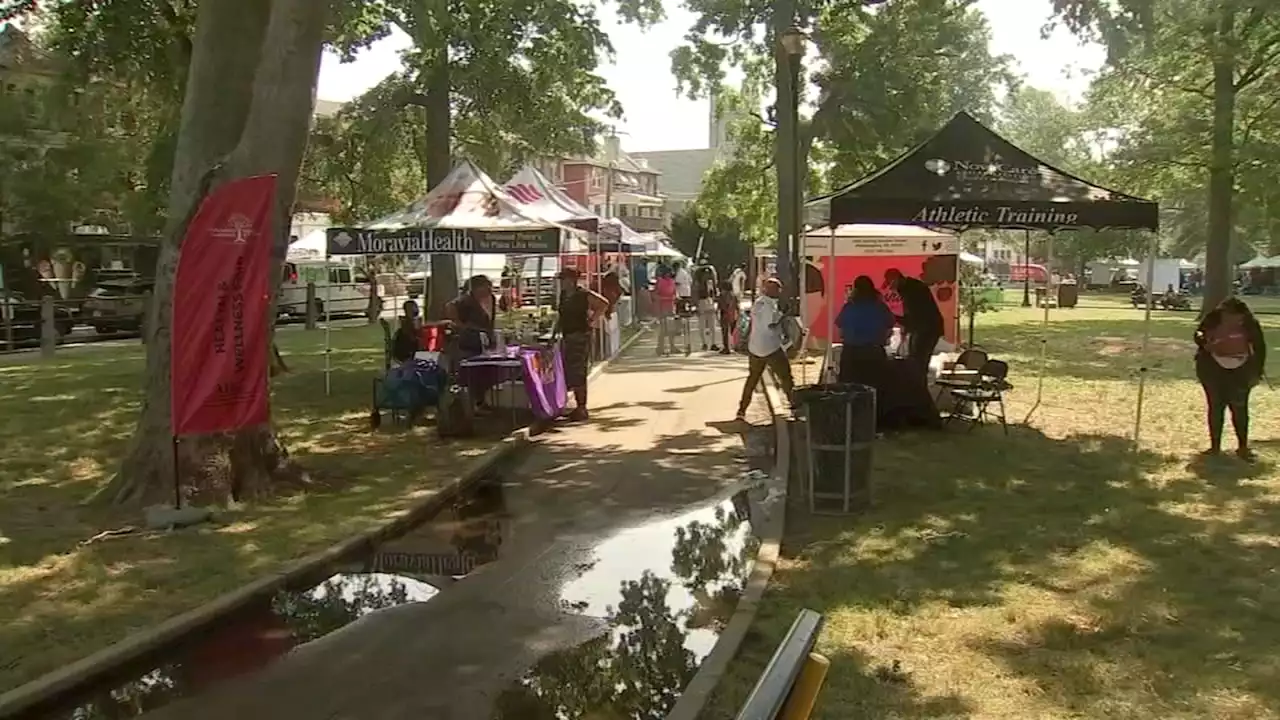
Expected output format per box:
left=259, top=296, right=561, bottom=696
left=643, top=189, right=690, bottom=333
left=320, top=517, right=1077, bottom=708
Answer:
left=314, top=0, right=1104, bottom=153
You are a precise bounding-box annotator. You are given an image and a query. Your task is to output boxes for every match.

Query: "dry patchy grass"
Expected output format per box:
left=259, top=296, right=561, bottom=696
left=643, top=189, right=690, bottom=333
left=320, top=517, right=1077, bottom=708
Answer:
left=711, top=306, right=1280, bottom=719
left=0, top=326, right=494, bottom=693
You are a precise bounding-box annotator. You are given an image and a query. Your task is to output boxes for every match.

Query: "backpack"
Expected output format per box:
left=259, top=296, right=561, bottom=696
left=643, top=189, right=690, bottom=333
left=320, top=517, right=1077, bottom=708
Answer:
left=436, top=384, right=476, bottom=438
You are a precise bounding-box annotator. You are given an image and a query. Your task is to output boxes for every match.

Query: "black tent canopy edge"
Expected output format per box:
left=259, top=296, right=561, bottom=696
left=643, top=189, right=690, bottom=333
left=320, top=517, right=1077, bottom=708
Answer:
left=809, top=111, right=1159, bottom=233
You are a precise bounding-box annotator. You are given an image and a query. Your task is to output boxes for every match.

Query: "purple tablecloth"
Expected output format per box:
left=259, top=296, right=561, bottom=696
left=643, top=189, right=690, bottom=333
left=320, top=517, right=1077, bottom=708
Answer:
left=457, top=344, right=567, bottom=419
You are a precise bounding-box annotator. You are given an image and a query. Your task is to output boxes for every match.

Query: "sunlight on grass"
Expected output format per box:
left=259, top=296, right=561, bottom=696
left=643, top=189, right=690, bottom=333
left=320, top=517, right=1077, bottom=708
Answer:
left=0, top=324, right=494, bottom=693
left=707, top=303, right=1280, bottom=719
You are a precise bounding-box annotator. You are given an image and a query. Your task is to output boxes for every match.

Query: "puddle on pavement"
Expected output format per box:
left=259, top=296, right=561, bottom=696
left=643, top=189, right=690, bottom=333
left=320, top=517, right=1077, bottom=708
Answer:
left=490, top=488, right=763, bottom=720
left=35, top=479, right=510, bottom=720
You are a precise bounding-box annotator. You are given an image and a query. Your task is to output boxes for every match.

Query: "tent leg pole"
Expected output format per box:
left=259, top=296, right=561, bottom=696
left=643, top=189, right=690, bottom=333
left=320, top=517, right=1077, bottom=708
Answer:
left=822, top=227, right=835, bottom=383
left=799, top=236, right=807, bottom=386
left=1133, top=231, right=1159, bottom=446
left=536, top=256, right=544, bottom=318
left=324, top=249, right=332, bottom=396
left=1023, top=230, right=1053, bottom=424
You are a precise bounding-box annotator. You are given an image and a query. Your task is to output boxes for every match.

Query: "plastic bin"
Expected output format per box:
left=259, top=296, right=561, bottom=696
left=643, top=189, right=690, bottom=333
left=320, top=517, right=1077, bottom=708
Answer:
left=1057, top=283, right=1079, bottom=308
left=793, top=383, right=876, bottom=514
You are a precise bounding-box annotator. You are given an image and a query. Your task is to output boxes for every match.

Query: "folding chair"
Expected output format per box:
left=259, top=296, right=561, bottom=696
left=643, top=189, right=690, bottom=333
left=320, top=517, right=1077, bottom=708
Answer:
left=934, top=347, right=988, bottom=407
left=372, top=318, right=407, bottom=427
left=945, top=358, right=1010, bottom=434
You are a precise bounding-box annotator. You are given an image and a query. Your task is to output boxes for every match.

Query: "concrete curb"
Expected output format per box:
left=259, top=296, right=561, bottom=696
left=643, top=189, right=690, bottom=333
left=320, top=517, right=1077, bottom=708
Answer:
left=0, top=423, right=543, bottom=718
left=667, top=370, right=790, bottom=720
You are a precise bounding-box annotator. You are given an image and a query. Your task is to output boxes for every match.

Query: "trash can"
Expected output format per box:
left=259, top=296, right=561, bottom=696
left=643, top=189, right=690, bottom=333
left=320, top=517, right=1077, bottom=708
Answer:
left=1057, top=282, right=1079, bottom=308
left=793, top=383, right=876, bottom=514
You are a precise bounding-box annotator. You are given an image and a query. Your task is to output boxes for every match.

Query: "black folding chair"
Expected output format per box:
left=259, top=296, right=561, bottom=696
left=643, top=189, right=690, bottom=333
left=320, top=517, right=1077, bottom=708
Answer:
left=372, top=318, right=408, bottom=428
left=934, top=347, right=988, bottom=405
left=946, top=358, right=1010, bottom=434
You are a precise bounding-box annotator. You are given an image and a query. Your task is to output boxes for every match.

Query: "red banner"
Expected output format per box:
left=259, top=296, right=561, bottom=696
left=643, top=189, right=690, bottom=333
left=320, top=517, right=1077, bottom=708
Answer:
left=170, top=175, right=278, bottom=437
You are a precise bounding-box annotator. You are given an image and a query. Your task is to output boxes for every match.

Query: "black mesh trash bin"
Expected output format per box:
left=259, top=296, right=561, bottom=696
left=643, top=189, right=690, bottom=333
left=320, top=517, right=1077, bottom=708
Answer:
left=793, top=383, right=876, bottom=514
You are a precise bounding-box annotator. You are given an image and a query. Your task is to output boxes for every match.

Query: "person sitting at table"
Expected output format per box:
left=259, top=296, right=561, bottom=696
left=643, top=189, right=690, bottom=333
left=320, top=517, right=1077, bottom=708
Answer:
left=391, top=310, right=421, bottom=363
left=554, top=267, right=608, bottom=421
left=836, top=275, right=895, bottom=387
left=402, top=299, right=422, bottom=332
left=452, top=275, right=498, bottom=411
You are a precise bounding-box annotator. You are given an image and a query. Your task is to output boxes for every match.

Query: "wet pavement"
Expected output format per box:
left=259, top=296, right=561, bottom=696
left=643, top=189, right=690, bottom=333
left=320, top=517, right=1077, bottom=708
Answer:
left=41, top=334, right=777, bottom=720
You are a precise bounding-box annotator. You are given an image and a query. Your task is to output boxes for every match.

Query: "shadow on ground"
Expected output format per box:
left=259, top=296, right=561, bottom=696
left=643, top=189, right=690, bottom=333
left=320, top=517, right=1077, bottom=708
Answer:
left=704, top=421, right=1280, bottom=718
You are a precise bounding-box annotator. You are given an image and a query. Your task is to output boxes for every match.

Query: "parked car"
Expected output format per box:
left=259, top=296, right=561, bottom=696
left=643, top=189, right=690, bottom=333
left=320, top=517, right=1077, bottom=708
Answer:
left=0, top=292, right=76, bottom=346
left=81, top=278, right=154, bottom=334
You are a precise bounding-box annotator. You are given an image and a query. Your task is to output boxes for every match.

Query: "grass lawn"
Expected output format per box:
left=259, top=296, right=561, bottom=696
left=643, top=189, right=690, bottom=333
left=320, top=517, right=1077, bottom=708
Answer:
left=0, top=324, right=496, bottom=693
left=710, top=305, right=1280, bottom=718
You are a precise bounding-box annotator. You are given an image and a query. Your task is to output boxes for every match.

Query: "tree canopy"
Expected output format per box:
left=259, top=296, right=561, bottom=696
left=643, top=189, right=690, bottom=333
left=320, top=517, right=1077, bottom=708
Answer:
left=1047, top=0, right=1280, bottom=307
left=682, top=0, right=1015, bottom=245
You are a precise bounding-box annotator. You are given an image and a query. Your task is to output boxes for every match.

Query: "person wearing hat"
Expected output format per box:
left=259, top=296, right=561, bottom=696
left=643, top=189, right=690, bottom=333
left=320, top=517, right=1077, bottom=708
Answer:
left=554, top=267, right=608, bottom=421
left=736, top=276, right=794, bottom=420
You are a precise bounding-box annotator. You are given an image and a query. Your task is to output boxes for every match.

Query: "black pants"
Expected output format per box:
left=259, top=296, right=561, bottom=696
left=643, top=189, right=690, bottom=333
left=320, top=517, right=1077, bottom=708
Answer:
left=738, top=349, right=794, bottom=414
left=839, top=344, right=888, bottom=388
left=1196, top=353, right=1256, bottom=450
left=720, top=314, right=734, bottom=351
left=907, top=325, right=942, bottom=370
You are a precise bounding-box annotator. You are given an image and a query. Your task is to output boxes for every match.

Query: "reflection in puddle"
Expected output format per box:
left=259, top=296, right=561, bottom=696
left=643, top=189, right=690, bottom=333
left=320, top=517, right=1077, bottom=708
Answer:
left=491, top=491, right=759, bottom=719
left=41, top=480, right=508, bottom=720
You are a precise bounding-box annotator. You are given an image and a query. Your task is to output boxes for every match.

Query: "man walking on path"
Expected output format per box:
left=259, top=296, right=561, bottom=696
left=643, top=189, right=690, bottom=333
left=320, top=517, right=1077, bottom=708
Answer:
left=554, top=267, right=608, bottom=421
left=737, top=277, right=794, bottom=420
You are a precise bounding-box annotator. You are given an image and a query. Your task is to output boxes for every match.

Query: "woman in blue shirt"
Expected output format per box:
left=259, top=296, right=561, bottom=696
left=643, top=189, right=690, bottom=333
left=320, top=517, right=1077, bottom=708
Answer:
left=836, top=275, right=895, bottom=386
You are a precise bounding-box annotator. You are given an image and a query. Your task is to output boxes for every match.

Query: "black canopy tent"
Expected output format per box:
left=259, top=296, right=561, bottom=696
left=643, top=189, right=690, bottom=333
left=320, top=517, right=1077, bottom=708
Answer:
left=809, top=111, right=1159, bottom=232
left=806, top=111, right=1162, bottom=442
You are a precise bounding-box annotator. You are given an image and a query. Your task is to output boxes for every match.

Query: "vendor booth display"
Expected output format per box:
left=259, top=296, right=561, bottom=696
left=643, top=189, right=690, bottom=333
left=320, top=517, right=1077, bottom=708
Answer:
left=807, top=110, right=1160, bottom=440
left=325, top=160, right=587, bottom=428
left=801, top=224, right=961, bottom=347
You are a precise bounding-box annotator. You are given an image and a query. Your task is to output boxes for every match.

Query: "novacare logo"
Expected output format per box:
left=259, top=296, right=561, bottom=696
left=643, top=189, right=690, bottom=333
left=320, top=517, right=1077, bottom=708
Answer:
left=924, top=158, right=1038, bottom=184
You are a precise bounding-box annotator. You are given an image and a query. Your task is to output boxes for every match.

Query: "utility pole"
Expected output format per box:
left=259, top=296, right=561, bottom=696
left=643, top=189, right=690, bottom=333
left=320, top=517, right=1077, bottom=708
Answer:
left=604, top=126, right=615, bottom=220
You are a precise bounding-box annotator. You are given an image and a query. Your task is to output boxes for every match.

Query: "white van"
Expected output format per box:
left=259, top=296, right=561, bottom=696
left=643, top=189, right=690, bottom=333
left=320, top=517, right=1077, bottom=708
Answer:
left=278, top=260, right=370, bottom=318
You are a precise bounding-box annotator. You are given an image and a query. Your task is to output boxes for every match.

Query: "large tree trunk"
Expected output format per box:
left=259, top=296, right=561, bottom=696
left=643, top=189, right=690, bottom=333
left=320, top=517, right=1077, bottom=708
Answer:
left=1203, top=5, right=1238, bottom=314
left=106, top=0, right=330, bottom=507
left=422, top=4, right=457, bottom=321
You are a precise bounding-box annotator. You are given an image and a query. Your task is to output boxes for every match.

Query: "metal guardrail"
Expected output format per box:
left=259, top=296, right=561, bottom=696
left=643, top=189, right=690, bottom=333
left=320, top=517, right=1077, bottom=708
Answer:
left=735, top=609, right=828, bottom=720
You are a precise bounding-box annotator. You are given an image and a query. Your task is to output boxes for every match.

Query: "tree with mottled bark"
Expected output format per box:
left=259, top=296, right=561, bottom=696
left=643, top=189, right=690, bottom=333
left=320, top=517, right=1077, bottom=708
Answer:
left=99, top=0, right=332, bottom=506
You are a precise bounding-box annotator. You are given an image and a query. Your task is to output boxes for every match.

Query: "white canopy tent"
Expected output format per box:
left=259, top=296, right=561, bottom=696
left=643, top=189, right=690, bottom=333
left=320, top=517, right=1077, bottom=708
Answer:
left=288, top=228, right=328, bottom=260
left=959, top=251, right=984, bottom=265
left=321, top=160, right=589, bottom=394
left=502, top=165, right=599, bottom=232
left=1239, top=255, right=1280, bottom=269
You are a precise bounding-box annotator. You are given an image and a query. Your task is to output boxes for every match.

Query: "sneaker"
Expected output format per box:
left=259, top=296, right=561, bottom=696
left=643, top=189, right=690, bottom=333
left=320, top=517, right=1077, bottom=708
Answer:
left=1237, top=447, right=1257, bottom=462
left=702, top=344, right=709, bottom=351
left=711, top=345, right=721, bottom=351
left=734, top=410, right=747, bottom=421
left=568, top=407, right=589, bottom=422
left=1200, top=447, right=1222, bottom=457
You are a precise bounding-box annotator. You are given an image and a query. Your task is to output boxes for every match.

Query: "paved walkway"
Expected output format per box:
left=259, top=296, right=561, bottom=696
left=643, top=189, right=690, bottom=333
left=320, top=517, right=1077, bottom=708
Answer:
left=143, top=332, right=771, bottom=720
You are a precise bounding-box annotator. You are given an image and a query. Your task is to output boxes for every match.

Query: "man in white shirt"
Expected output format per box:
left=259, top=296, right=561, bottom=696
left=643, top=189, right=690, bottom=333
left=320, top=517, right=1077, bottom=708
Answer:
left=736, top=277, right=795, bottom=420
left=729, top=264, right=747, bottom=299
left=674, top=262, right=693, bottom=300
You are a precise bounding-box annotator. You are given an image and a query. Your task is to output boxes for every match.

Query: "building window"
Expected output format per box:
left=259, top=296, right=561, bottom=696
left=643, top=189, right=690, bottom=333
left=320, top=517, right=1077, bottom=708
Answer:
left=590, top=171, right=602, bottom=191
left=593, top=205, right=601, bottom=215
left=618, top=205, right=629, bottom=217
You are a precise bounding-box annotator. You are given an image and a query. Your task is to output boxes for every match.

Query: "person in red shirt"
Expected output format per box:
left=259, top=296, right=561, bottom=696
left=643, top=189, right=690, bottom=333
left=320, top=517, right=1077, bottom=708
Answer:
left=654, top=267, right=679, bottom=356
